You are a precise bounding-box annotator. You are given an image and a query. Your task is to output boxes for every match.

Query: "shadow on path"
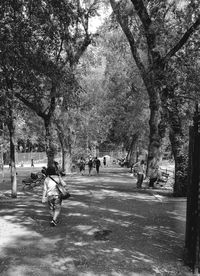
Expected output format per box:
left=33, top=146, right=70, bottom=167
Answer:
left=0, top=167, right=191, bottom=276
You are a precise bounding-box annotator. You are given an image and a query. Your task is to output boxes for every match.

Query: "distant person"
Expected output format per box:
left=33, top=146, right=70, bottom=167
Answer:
left=31, top=158, right=34, bottom=167
left=54, top=161, right=59, bottom=171
left=42, top=166, right=67, bottom=226
left=88, top=157, right=93, bottom=176
left=94, top=157, right=101, bottom=174
left=79, top=157, right=85, bottom=175
left=53, top=160, right=65, bottom=176
left=133, top=160, right=145, bottom=188
left=149, top=165, right=161, bottom=188
left=103, top=156, right=106, bottom=167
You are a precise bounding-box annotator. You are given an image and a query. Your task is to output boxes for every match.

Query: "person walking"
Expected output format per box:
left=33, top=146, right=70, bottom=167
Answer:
left=133, top=160, right=145, bottom=188
left=149, top=165, right=161, bottom=188
left=94, top=157, right=101, bottom=174
left=103, top=156, right=106, bottom=167
left=31, top=158, right=34, bottom=167
left=79, top=157, right=85, bottom=175
left=42, top=166, right=67, bottom=226
left=88, top=157, right=93, bottom=176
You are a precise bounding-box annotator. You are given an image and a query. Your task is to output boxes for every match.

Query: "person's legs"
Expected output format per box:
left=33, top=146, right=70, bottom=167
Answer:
left=80, top=167, right=83, bottom=175
left=149, top=178, right=157, bottom=188
left=48, top=196, right=54, bottom=219
left=50, top=196, right=62, bottom=226
left=136, top=173, right=143, bottom=188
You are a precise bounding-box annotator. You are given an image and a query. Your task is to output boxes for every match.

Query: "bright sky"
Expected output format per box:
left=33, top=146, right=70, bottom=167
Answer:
left=89, top=6, right=111, bottom=33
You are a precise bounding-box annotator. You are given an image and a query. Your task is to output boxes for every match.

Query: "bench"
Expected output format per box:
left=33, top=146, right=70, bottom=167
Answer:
left=156, top=171, right=170, bottom=187
left=22, top=172, right=45, bottom=190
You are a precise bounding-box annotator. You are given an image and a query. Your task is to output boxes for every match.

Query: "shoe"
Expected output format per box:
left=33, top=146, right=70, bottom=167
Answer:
left=50, top=220, right=57, bottom=227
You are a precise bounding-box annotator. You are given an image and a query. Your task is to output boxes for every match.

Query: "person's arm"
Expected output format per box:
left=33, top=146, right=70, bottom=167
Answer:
left=132, top=161, right=139, bottom=168
left=59, top=175, right=67, bottom=187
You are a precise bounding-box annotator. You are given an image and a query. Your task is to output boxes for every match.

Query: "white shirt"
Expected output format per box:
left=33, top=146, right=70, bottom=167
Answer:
left=43, top=175, right=61, bottom=197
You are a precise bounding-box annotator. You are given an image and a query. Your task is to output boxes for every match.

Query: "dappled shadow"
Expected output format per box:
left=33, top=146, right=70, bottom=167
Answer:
left=0, top=167, right=191, bottom=276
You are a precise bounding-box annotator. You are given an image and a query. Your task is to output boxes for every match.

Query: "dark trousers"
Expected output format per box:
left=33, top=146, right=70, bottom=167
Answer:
left=137, top=173, right=144, bottom=188
left=149, top=177, right=157, bottom=188
left=96, top=166, right=100, bottom=174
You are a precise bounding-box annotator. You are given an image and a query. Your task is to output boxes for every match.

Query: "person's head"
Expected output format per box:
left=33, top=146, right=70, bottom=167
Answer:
left=41, top=167, right=47, bottom=175
left=46, top=166, right=58, bottom=176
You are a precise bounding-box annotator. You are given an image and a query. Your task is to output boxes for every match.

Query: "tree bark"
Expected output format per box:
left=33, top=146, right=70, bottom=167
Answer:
left=62, top=148, right=72, bottom=174
left=44, top=118, right=57, bottom=168
left=126, top=132, right=139, bottom=169
left=56, top=123, right=73, bottom=174
left=168, top=106, right=188, bottom=196
left=7, top=108, right=17, bottom=198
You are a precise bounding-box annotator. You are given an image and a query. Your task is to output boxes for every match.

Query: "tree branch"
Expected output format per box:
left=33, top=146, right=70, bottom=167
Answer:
left=73, top=35, right=92, bottom=65
left=131, top=0, right=151, bottom=31
left=15, top=91, right=48, bottom=120
left=164, top=14, right=200, bottom=62
left=131, top=0, right=157, bottom=53
left=110, top=0, right=146, bottom=76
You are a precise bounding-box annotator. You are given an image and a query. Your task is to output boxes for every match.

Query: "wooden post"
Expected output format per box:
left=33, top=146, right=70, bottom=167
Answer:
left=185, top=109, right=200, bottom=272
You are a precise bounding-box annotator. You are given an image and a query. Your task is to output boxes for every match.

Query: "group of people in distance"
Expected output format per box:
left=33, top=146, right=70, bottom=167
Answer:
left=78, top=156, right=107, bottom=176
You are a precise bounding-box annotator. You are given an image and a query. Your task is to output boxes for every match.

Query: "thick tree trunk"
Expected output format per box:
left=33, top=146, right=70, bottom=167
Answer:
left=44, top=119, right=57, bottom=168
left=7, top=111, right=17, bottom=198
left=146, top=84, right=166, bottom=176
left=62, top=148, right=72, bottom=174
left=169, top=114, right=188, bottom=197
left=56, top=124, right=72, bottom=174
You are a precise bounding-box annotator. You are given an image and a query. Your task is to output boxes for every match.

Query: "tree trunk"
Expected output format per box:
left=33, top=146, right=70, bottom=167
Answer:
left=126, top=133, right=139, bottom=170
left=62, top=148, right=72, bottom=174
left=7, top=110, right=17, bottom=198
left=56, top=123, right=73, bottom=174
left=169, top=113, right=188, bottom=197
left=0, top=145, right=4, bottom=178
left=146, top=84, right=166, bottom=176
left=44, top=119, right=57, bottom=167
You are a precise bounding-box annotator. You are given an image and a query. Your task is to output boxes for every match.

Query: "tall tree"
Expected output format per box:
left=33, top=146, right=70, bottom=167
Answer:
left=109, top=0, right=200, bottom=195
left=0, top=0, right=100, bottom=168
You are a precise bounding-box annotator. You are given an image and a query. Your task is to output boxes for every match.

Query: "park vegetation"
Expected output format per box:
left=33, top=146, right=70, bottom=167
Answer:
left=0, top=0, right=200, bottom=197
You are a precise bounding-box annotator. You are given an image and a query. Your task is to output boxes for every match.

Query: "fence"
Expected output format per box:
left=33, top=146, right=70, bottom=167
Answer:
left=14, top=152, right=61, bottom=165
left=13, top=150, right=125, bottom=166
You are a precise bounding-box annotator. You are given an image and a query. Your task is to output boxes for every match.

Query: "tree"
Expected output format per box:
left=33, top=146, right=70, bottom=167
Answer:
left=0, top=0, right=101, bottom=169
left=109, top=0, right=200, bottom=195
left=0, top=88, right=18, bottom=197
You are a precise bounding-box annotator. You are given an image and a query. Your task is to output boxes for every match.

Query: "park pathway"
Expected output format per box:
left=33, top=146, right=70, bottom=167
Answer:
left=0, top=166, right=192, bottom=276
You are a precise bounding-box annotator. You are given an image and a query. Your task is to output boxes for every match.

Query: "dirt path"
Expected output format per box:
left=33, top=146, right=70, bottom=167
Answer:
left=0, top=166, right=192, bottom=276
